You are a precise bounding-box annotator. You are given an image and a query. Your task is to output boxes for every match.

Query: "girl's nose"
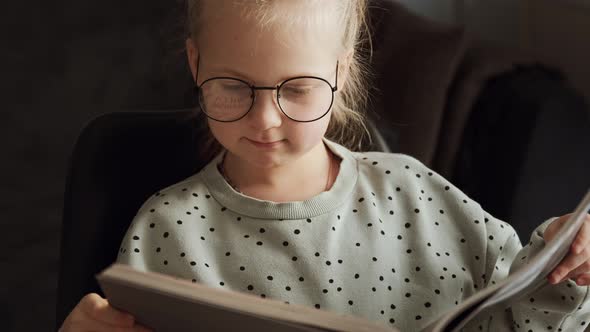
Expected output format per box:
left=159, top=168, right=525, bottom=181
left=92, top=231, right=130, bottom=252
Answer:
left=246, top=89, right=283, bottom=130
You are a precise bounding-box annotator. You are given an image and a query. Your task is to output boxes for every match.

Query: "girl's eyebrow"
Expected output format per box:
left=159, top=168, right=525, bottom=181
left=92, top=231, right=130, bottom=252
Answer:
left=213, top=67, right=252, bottom=80
left=211, top=66, right=332, bottom=83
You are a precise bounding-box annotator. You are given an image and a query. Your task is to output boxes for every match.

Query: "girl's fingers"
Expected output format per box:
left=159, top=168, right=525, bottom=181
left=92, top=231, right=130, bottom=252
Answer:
left=571, top=215, right=590, bottom=254
left=81, top=310, right=128, bottom=331
left=80, top=293, right=135, bottom=327
left=61, top=293, right=153, bottom=332
left=561, top=259, right=590, bottom=283
left=574, top=274, right=590, bottom=286
left=549, top=247, right=590, bottom=284
left=77, top=308, right=153, bottom=332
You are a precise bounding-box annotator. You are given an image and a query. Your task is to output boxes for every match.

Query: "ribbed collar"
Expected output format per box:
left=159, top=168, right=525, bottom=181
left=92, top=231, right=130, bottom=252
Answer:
left=200, top=138, right=358, bottom=220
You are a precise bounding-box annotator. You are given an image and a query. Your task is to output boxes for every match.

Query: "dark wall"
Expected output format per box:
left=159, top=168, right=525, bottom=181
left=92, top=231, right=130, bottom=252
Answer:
left=2, top=1, right=193, bottom=330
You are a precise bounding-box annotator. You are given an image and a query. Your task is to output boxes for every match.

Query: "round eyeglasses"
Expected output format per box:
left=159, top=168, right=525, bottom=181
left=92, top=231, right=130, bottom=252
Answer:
left=193, top=57, right=338, bottom=123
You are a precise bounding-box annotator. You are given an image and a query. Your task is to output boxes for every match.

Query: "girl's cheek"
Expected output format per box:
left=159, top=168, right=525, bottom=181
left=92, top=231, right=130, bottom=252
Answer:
left=208, top=121, right=239, bottom=143
left=290, top=121, right=328, bottom=146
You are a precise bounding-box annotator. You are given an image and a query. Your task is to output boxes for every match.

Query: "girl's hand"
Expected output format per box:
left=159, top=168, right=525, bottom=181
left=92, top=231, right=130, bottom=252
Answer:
left=544, top=213, right=590, bottom=286
left=59, top=293, right=153, bottom=332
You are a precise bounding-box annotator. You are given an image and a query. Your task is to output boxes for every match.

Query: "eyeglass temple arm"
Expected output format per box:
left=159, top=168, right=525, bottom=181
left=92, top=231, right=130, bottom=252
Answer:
left=195, top=54, right=200, bottom=85
left=334, top=61, right=338, bottom=92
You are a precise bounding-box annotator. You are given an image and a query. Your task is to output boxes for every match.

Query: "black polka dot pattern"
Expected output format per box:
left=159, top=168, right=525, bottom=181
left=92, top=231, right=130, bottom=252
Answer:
left=116, top=148, right=590, bottom=331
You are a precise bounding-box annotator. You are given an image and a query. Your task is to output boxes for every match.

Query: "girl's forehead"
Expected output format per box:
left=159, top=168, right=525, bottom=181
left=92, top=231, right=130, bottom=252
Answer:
left=197, top=7, right=342, bottom=82
left=197, top=1, right=345, bottom=59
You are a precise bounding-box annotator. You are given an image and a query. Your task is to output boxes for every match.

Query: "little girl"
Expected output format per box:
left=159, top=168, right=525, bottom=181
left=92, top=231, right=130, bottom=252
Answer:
left=60, top=1, right=590, bottom=331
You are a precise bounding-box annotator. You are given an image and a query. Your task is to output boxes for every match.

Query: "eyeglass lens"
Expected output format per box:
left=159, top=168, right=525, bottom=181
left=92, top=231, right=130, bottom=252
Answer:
left=198, top=77, right=333, bottom=122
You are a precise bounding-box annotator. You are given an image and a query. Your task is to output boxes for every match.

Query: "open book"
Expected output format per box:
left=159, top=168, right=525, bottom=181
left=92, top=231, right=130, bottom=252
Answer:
left=98, top=189, right=590, bottom=332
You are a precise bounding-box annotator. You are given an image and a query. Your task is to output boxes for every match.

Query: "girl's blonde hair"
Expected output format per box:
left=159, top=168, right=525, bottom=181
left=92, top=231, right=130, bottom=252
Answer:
left=185, top=0, right=373, bottom=161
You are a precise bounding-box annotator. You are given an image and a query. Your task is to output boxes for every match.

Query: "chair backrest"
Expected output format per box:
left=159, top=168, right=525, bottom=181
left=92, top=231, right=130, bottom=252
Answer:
left=56, top=109, right=209, bottom=328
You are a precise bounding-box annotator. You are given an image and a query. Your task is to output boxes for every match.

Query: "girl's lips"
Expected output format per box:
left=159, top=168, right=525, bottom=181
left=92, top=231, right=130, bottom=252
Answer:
left=246, top=138, right=285, bottom=148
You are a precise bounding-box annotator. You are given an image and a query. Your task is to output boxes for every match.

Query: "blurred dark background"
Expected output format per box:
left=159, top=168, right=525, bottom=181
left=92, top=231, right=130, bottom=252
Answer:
left=3, top=0, right=192, bottom=330
left=2, top=0, right=589, bottom=331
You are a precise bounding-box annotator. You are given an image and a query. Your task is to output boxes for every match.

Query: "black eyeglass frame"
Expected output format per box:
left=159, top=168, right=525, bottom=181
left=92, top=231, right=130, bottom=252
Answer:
left=193, top=55, right=339, bottom=123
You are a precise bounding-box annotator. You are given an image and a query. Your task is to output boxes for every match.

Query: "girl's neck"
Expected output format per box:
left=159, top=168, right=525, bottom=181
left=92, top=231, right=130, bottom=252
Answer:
left=221, top=142, right=340, bottom=202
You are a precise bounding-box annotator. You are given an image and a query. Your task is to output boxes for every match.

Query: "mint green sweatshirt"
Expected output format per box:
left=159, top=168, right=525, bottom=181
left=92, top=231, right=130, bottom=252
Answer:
left=117, top=139, right=590, bottom=331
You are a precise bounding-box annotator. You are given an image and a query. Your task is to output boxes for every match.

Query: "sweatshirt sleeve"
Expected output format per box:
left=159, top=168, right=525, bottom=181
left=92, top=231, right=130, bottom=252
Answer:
left=463, top=213, right=590, bottom=331
left=115, top=196, right=159, bottom=273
